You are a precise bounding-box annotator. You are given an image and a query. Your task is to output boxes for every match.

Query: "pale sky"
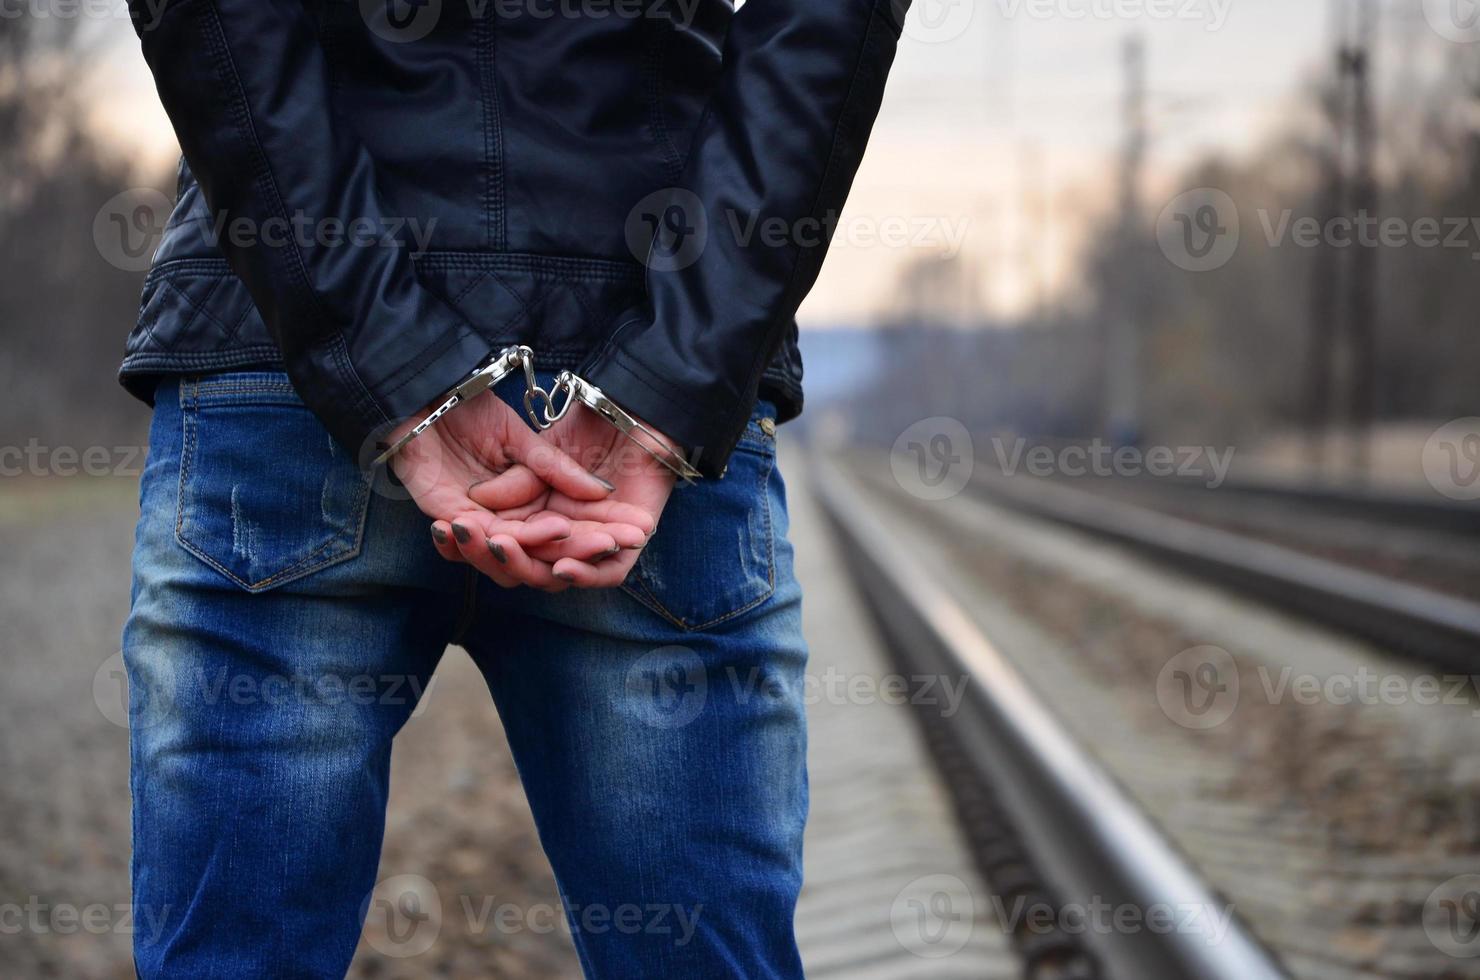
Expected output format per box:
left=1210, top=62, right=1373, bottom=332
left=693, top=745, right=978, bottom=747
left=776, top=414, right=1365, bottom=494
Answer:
left=87, top=0, right=1430, bottom=325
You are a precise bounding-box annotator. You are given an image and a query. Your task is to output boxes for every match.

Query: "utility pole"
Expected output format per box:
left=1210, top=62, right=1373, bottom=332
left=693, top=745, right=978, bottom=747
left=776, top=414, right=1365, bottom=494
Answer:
left=1345, top=0, right=1378, bottom=479
left=1305, top=0, right=1345, bottom=475
left=1107, top=34, right=1147, bottom=446
left=1307, top=0, right=1379, bottom=480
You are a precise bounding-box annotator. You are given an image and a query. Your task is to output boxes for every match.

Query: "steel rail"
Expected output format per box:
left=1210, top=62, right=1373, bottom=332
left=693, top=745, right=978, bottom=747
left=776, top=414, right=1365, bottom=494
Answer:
left=968, top=472, right=1480, bottom=672
left=1118, top=472, right=1480, bottom=536
left=811, top=458, right=1288, bottom=980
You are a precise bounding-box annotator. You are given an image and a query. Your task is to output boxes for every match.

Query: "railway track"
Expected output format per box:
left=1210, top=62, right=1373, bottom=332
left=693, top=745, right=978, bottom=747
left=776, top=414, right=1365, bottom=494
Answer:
left=966, top=471, right=1480, bottom=672
left=1142, top=473, right=1480, bottom=537
left=811, top=457, right=1288, bottom=980
left=822, top=449, right=1480, bottom=979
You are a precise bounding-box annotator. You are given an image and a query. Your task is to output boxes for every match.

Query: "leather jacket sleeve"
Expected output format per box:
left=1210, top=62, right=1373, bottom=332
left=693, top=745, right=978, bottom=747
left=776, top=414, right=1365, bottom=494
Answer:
left=580, top=0, right=911, bottom=477
left=126, top=0, right=493, bottom=460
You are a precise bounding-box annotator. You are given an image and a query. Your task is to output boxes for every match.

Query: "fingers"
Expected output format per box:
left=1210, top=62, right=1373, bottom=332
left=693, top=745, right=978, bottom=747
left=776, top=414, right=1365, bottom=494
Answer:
left=449, top=511, right=572, bottom=549
left=541, top=495, right=658, bottom=537
left=442, top=517, right=516, bottom=587
left=600, top=521, right=650, bottom=550
left=537, top=517, right=646, bottom=551
left=430, top=521, right=465, bottom=564
left=486, top=533, right=571, bottom=592
left=525, top=521, right=632, bottom=564
left=551, top=550, right=640, bottom=589
left=502, top=423, right=615, bottom=502
left=433, top=512, right=574, bottom=589
left=445, top=511, right=581, bottom=592
left=467, top=465, right=546, bottom=513
left=432, top=513, right=645, bottom=592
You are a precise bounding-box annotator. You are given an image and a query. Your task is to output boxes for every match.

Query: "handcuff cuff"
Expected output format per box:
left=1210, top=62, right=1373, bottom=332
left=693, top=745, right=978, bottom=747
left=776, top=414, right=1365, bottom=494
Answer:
left=371, top=345, right=702, bottom=485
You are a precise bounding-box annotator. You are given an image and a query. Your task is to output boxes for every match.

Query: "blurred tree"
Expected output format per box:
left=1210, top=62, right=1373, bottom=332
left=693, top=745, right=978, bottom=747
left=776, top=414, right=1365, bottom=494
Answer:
left=0, top=14, right=167, bottom=454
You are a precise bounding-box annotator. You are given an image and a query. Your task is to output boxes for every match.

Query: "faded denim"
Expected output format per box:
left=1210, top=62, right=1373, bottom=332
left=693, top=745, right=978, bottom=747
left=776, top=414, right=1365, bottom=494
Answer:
left=123, top=372, right=807, bottom=978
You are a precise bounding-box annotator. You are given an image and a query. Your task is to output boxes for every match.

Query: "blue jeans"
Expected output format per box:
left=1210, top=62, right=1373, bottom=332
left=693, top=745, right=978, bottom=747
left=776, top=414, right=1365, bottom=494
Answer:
left=122, top=372, right=808, bottom=978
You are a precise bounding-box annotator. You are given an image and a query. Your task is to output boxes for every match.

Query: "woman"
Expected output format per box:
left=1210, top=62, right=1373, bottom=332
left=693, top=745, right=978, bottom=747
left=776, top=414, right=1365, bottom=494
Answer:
left=120, top=0, right=911, bottom=975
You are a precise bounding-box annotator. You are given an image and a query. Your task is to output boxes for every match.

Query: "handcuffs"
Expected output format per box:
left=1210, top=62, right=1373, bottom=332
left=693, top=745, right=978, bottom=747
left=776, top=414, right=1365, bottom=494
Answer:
left=372, top=345, right=702, bottom=485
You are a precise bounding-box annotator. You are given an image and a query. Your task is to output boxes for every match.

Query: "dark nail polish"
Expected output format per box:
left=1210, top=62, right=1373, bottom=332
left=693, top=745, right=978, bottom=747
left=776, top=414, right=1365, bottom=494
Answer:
left=431, top=525, right=448, bottom=544
left=488, top=540, right=508, bottom=564
left=556, top=571, right=576, bottom=582
left=451, top=522, right=471, bottom=544
left=604, top=544, right=621, bottom=556
left=594, top=476, right=616, bottom=492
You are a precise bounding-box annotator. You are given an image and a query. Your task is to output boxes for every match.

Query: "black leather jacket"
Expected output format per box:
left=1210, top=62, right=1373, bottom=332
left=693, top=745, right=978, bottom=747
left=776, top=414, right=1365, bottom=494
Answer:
left=122, top=0, right=910, bottom=476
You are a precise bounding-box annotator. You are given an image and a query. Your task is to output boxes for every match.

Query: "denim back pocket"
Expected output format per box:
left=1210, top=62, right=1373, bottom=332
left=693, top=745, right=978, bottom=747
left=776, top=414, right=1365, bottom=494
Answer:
left=175, top=373, right=371, bottom=593
left=620, top=414, right=777, bottom=631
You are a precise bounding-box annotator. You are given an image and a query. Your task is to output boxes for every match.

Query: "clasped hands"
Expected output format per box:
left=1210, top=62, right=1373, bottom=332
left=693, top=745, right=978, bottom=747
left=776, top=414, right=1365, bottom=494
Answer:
left=391, top=391, right=676, bottom=592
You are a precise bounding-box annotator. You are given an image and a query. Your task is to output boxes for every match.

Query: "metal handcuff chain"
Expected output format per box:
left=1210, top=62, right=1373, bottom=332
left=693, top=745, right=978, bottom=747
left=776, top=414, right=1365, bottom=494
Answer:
left=375, top=346, right=701, bottom=485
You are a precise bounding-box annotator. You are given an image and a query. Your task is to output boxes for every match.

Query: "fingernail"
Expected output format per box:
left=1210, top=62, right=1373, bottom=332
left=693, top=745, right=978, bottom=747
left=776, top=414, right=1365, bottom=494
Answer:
left=556, top=571, right=576, bottom=582
left=593, top=475, right=616, bottom=492
left=488, top=539, right=508, bottom=564
left=468, top=480, right=487, bottom=493
left=604, top=544, right=621, bottom=556
left=431, top=525, right=448, bottom=544
left=451, top=522, right=471, bottom=544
